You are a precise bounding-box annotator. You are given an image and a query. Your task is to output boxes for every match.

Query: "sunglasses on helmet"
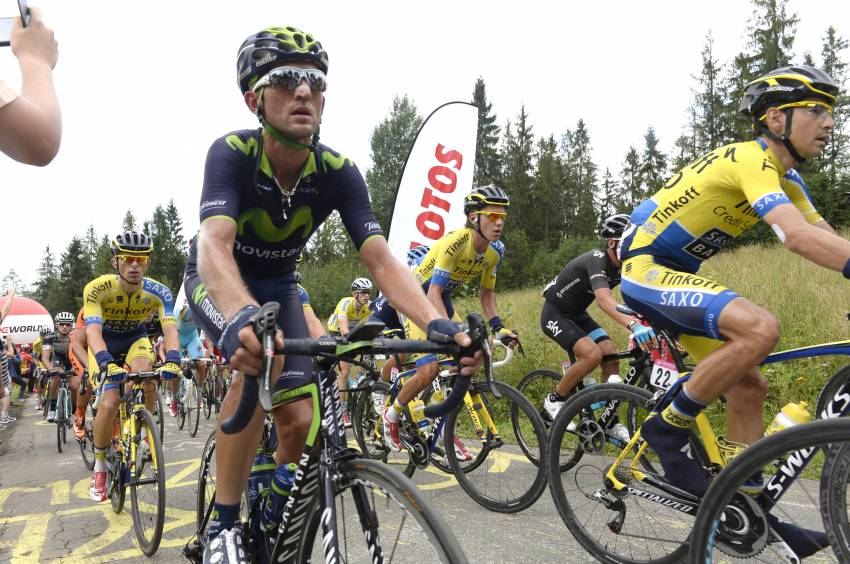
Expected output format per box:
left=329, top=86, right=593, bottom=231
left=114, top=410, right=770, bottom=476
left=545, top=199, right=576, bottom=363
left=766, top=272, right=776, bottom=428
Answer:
left=253, top=66, right=328, bottom=93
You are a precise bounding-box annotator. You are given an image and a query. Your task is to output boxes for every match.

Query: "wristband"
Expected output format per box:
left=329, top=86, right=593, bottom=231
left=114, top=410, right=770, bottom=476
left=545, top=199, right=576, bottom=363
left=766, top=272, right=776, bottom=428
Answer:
left=488, top=316, right=504, bottom=334
left=165, top=350, right=181, bottom=365
left=843, top=258, right=850, bottom=279
left=95, top=350, right=114, bottom=368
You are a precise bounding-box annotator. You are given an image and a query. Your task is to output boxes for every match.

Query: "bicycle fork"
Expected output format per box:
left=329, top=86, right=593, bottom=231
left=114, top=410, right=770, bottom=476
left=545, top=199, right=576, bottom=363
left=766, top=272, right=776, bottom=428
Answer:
left=463, top=391, right=500, bottom=447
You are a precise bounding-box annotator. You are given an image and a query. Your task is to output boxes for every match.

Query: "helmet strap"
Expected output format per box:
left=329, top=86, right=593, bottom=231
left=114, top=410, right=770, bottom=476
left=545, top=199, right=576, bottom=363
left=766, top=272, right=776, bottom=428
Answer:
left=764, top=108, right=806, bottom=163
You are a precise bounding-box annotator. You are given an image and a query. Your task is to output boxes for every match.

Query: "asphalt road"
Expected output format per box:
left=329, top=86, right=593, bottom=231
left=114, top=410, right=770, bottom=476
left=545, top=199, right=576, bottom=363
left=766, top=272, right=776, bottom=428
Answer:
left=0, top=394, right=840, bottom=563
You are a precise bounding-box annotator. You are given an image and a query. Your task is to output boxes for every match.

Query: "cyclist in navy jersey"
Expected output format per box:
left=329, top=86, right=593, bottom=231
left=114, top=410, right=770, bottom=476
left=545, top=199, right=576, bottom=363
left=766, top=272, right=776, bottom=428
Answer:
left=186, top=26, right=480, bottom=564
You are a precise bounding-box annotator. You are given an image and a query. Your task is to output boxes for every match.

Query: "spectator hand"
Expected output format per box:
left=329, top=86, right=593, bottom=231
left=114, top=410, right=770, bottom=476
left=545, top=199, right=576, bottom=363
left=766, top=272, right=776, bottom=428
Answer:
left=11, top=7, right=58, bottom=69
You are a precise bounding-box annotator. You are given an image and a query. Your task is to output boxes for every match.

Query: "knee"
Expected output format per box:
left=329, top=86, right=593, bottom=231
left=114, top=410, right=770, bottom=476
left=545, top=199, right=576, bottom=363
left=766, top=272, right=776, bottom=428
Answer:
left=277, top=404, right=314, bottom=444
left=748, top=314, right=780, bottom=356
left=579, top=344, right=603, bottom=366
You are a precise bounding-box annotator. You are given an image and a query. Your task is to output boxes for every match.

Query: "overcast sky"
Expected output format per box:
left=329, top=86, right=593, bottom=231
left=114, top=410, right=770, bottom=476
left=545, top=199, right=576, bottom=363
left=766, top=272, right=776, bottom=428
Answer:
left=1, top=0, right=847, bottom=288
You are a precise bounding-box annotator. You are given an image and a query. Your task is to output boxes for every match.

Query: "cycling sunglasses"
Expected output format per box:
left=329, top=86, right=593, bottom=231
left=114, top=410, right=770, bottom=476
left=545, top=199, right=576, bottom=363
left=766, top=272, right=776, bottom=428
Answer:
left=57, top=322, right=73, bottom=327
left=253, top=66, right=328, bottom=93
left=117, top=254, right=149, bottom=265
left=474, top=211, right=508, bottom=221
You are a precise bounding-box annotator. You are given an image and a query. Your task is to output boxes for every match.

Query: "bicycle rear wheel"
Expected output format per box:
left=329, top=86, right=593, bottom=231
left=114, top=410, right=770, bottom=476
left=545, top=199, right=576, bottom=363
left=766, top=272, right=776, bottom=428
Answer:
left=822, top=440, right=850, bottom=563
left=177, top=379, right=187, bottom=430
left=445, top=380, right=547, bottom=513
left=107, top=443, right=126, bottom=514
left=690, top=418, right=850, bottom=563
left=298, top=457, right=468, bottom=563
left=197, top=430, right=217, bottom=528
left=514, top=368, right=560, bottom=465
left=130, top=409, right=166, bottom=556
left=352, top=380, right=416, bottom=477
left=187, top=380, right=201, bottom=437
left=79, top=402, right=96, bottom=471
left=202, top=379, right=213, bottom=420
left=547, top=383, right=691, bottom=563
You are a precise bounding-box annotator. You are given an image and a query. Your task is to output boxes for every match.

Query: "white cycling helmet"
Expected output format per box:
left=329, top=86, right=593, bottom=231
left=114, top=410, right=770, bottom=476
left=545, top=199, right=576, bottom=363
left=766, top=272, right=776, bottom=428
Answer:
left=351, top=277, right=373, bottom=292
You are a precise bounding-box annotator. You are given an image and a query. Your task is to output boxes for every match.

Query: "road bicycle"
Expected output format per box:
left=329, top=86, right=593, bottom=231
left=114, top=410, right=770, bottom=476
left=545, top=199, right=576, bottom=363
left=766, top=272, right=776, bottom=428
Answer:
left=93, top=366, right=166, bottom=556
left=50, top=369, right=73, bottom=453
left=186, top=303, right=491, bottom=563
left=544, top=333, right=850, bottom=563
left=176, top=358, right=202, bottom=437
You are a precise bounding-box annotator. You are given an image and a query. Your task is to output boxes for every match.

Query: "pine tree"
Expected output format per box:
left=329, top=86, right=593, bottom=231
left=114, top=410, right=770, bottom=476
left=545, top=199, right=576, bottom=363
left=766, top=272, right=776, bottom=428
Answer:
left=693, top=32, right=727, bottom=151
left=56, top=237, right=93, bottom=313
left=747, top=0, right=798, bottom=75
left=122, top=210, right=137, bottom=232
left=471, top=78, right=501, bottom=187
left=561, top=119, right=597, bottom=237
left=93, top=235, right=113, bottom=276
left=640, top=127, right=668, bottom=197
left=365, top=95, right=423, bottom=232
left=619, top=146, right=643, bottom=212
left=32, top=246, right=59, bottom=312
left=596, top=168, right=621, bottom=223
left=500, top=106, right=535, bottom=238
left=530, top=135, right=564, bottom=247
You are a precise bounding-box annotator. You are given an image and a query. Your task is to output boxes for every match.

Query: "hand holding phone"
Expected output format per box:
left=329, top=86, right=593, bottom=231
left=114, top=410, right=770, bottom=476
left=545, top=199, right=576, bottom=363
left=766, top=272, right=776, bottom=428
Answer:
left=0, top=0, right=29, bottom=47
left=4, top=6, right=57, bottom=70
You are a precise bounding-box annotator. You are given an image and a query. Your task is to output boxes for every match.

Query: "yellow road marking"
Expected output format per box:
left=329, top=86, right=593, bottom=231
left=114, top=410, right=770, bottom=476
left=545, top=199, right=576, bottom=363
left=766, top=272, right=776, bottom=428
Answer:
left=46, top=480, right=71, bottom=505
left=0, top=511, right=51, bottom=562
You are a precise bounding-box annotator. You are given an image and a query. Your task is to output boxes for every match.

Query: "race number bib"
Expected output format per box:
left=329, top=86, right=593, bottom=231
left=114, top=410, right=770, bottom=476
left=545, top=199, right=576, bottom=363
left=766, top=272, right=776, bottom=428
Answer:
left=650, top=357, right=678, bottom=390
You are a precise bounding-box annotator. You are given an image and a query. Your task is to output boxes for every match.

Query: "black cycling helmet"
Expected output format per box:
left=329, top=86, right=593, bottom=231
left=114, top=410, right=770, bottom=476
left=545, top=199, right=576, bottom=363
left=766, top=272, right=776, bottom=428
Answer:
left=111, top=231, right=152, bottom=256
left=740, top=65, right=838, bottom=163
left=600, top=214, right=631, bottom=239
left=237, top=26, right=329, bottom=95
left=463, top=185, right=510, bottom=216
left=740, top=65, right=838, bottom=121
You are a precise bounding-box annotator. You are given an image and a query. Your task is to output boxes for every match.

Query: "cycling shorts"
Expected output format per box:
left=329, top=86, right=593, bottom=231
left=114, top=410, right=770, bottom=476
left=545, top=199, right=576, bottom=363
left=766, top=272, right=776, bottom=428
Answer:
left=87, top=329, right=155, bottom=392
left=402, top=292, right=460, bottom=368
left=621, top=253, right=739, bottom=346
left=180, top=330, right=205, bottom=360
left=539, top=300, right=610, bottom=362
left=184, top=268, right=313, bottom=405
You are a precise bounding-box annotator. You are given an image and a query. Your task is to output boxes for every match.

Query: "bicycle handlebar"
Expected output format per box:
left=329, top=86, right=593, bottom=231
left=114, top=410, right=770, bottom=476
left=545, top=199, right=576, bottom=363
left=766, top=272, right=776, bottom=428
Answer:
left=220, top=303, right=493, bottom=435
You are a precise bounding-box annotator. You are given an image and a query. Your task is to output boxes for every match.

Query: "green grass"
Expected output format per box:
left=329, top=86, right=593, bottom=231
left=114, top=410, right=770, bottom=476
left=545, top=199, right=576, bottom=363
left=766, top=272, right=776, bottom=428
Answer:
left=453, top=238, right=850, bottom=437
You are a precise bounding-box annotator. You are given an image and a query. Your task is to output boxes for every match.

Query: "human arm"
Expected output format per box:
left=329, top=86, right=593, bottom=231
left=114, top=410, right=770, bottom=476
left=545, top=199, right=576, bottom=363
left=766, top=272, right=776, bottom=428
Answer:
left=72, top=328, right=88, bottom=371
left=337, top=313, right=350, bottom=336
left=763, top=205, right=850, bottom=272
left=0, top=287, right=14, bottom=322
left=303, top=305, right=326, bottom=338
left=593, top=287, right=636, bottom=329
left=0, top=8, right=60, bottom=166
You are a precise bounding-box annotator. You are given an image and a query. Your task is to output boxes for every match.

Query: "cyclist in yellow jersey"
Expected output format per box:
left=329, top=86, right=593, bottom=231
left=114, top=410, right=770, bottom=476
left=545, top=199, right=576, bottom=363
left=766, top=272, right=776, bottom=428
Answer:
left=327, top=277, right=373, bottom=425
left=382, top=185, right=518, bottom=451
left=619, top=65, right=846, bottom=557
left=83, top=231, right=181, bottom=503
left=32, top=330, right=47, bottom=410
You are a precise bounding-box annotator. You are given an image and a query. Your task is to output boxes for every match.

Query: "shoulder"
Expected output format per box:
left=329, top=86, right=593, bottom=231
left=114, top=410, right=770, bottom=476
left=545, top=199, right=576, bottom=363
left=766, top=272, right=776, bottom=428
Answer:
left=314, top=144, right=358, bottom=175
left=142, top=278, right=175, bottom=304
left=439, top=228, right=473, bottom=248
left=213, top=129, right=262, bottom=160
left=489, top=240, right=506, bottom=260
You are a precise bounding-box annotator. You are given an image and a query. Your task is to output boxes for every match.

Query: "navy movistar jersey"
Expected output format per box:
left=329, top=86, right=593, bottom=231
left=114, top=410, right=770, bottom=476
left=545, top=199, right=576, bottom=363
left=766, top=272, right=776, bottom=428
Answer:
left=186, top=129, right=384, bottom=277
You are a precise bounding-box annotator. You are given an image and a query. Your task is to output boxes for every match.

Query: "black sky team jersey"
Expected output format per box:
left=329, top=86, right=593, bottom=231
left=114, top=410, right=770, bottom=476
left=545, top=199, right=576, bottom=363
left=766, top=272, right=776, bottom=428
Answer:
left=542, top=249, right=621, bottom=314
left=186, top=129, right=384, bottom=278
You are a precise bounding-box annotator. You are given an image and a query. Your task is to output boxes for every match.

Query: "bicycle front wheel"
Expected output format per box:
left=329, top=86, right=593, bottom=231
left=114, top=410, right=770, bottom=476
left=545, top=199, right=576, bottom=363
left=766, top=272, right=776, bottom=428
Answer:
left=79, top=401, right=96, bottom=471
left=822, top=440, right=850, bottom=563
left=514, top=368, right=560, bottom=465
left=56, top=389, right=66, bottom=453
left=445, top=381, right=548, bottom=513
left=202, top=379, right=213, bottom=420
left=690, top=418, right=850, bottom=563
left=197, top=430, right=216, bottom=529
left=153, top=387, right=165, bottom=445
left=298, top=457, right=468, bottom=563
left=130, top=409, right=166, bottom=556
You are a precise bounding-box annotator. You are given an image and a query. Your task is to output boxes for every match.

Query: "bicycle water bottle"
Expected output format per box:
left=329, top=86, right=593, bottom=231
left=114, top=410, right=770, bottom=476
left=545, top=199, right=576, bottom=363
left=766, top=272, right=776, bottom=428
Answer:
left=261, top=463, right=298, bottom=533
left=247, top=448, right=276, bottom=534
left=430, top=387, right=445, bottom=405
left=409, top=399, right=431, bottom=435
left=765, top=401, right=813, bottom=436
left=583, top=376, right=606, bottom=410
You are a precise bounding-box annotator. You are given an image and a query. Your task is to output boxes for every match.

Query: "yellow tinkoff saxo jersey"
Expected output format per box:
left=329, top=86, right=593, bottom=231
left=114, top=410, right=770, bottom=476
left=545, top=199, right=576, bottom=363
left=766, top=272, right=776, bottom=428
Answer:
left=620, top=139, right=822, bottom=273
left=414, top=228, right=504, bottom=292
left=327, top=297, right=371, bottom=333
left=83, top=274, right=177, bottom=335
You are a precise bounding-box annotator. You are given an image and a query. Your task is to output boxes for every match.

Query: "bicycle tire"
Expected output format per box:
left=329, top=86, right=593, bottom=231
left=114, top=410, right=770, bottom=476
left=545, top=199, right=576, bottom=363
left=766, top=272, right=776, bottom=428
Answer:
left=445, top=380, right=547, bottom=513
left=816, top=363, right=850, bottom=420
left=130, top=409, right=166, bottom=556
left=153, top=388, right=165, bottom=445
left=821, top=440, right=850, bottom=562
left=420, top=384, right=487, bottom=474
left=188, top=380, right=201, bottom=437
left=203, top=379, right=213, bottom=420
left=56, top=389, right=65, bottom=453
left=79, top=401, right=96, bottom=471
left=61, top=391, right=68, bottom=446
left=177, top=379, right=187, bottom=430
left=351, top=380, right=416, bottom=477
left=547, top=383, right=689, bottom=563
left=108, top=443, right=126, bottom=514
left=515, top=368, right=560, bottom=465
left=296, top=457, right=469, bottom=563
left=197, top=430, right=216, bottom=529
left=689, top=418, right=850, bottom=563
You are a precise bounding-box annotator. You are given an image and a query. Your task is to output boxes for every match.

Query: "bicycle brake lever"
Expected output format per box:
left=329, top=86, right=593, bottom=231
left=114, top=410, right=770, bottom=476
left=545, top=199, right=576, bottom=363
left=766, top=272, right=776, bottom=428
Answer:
left=254, top=302, right=280, bottom=412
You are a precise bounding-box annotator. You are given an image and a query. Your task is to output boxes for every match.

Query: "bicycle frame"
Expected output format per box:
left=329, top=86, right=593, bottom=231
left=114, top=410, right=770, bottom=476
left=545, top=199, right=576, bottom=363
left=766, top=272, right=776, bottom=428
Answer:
left=109, top=374, right=161, bottom=494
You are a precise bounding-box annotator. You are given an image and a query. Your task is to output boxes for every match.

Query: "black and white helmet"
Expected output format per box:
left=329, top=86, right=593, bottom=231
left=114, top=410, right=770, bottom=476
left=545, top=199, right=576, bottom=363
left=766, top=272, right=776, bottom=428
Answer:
left=111, top=231, right=152, bottom=256
left=600, top=214, right=631, bottom=239
left=54, top=312, right=75, bottom=325
left=351, top=278, right=373, bottom=292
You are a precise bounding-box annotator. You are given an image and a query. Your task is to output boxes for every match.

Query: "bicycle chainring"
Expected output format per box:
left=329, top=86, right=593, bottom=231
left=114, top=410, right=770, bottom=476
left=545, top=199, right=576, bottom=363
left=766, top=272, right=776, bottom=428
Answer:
left=714, top=492, right=768, bottom=558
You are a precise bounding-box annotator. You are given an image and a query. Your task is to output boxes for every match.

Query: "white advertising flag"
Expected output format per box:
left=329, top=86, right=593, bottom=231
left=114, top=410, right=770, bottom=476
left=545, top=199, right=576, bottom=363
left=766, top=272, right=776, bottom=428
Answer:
left=387, top=102, right=478, bottom=262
